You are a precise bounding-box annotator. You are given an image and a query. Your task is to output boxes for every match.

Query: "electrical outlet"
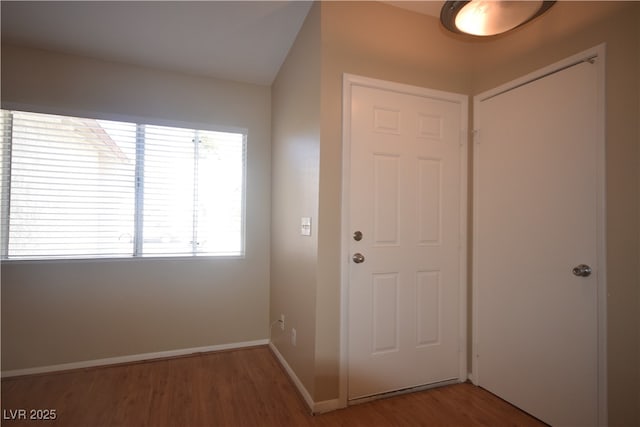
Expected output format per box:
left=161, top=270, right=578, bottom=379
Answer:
left=280, top=314, right=285, bottom=331
left=291, top=328, right=297, bottom=347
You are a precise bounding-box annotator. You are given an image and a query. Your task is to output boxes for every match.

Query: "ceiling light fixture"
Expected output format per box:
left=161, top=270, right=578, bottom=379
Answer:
left=440, top=0, right=555, bottom=37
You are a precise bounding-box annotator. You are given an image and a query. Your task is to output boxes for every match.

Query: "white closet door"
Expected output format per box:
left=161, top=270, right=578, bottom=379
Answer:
left=474, top=53, right=604, bottom=427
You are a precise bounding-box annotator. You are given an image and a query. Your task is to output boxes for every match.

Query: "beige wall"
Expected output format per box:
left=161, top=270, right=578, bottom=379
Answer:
left=270, top=4, right=321, bottom=397
left=1, top=45, right=272, bottom=371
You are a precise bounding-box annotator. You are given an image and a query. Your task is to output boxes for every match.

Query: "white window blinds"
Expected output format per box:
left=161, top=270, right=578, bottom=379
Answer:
left=0, top=110, right=246, bottom=260
left=142, top=125, right=245, bottom=256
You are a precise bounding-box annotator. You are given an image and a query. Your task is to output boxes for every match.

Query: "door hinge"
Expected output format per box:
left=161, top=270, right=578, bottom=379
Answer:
left=472, top=129, right=480, bottom=144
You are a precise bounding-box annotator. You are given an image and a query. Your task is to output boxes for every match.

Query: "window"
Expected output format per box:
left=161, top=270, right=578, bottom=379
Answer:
left=0, top=110, right=245, bottom=260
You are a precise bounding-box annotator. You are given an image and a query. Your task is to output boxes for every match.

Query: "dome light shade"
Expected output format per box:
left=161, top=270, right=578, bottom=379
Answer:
left=440, top=0, right=555, bottom=37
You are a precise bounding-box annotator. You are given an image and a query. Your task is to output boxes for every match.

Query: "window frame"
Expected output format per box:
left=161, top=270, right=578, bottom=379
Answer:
left=0, top=105, right=248, bottom=262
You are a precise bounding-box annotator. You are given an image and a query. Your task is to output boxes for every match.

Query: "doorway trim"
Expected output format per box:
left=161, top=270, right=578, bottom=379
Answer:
left=471, top=43, right=607, bottom=425
left=339, top=74, right=469, bottom=407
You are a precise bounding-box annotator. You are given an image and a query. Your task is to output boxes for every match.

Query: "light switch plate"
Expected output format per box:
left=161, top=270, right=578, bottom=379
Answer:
left=301, top=217, right=311, bottom=236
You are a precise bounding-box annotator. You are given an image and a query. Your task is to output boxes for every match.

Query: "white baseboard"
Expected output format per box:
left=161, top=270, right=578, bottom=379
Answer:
left=267, top=342, right=343, bottom=414
left=313, top=397, right=342, bottom=414
left=1, top=339, right=269, bottom=378
left=268, top=342, right=315, bottom=412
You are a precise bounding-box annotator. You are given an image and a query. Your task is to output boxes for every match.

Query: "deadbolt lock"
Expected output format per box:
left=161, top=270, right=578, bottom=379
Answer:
left=353, top=231, right=363, bottom=241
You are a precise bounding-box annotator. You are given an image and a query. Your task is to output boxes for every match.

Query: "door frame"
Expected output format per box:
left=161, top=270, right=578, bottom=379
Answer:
left=339, top=74, right=469, bottom=407
left=471, top=44, right=607, bottom=425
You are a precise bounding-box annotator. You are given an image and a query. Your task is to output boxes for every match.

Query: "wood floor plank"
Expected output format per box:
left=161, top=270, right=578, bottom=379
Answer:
left=1, top=346, right=545, bottom=426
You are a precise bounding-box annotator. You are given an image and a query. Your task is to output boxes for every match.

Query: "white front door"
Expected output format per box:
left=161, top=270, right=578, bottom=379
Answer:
left=345, top=76, right=467, bottom=401
left=473, top=47, right=605, bottom=426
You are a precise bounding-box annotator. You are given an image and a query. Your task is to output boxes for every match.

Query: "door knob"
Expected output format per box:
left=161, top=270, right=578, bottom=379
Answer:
left=572, top=264, right=592, bottom=277
left=352, top=253, right=365, bottom=264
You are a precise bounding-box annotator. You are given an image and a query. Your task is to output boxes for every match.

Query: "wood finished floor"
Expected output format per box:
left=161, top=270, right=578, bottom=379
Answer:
left=1, top=346, right=546, bottom=427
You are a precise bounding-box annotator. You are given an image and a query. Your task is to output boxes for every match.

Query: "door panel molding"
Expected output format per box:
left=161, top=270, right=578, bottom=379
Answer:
left=340, top=74, right=468, bottom=407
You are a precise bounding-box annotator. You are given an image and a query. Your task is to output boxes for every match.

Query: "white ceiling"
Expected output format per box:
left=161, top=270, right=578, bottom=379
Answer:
left=1, top=1, right=313, bottom=85
left=1, top=1, right=444, bottom=86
